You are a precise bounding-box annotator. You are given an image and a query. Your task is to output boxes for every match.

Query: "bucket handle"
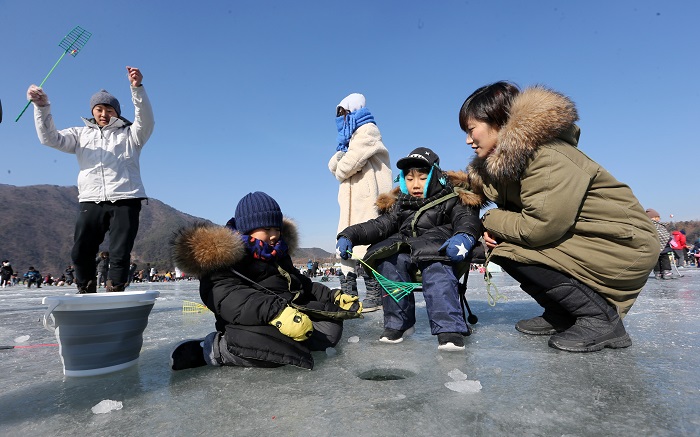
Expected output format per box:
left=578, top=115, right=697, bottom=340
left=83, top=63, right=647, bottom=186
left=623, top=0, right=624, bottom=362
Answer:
left=42, top=300, right=60, bottom=332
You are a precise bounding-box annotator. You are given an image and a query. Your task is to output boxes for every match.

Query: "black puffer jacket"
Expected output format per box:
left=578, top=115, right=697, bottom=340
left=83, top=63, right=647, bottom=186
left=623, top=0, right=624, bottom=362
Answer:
left=339, top=170, right=485, bottom=267
left=0, top=264, right=13, bottom=281
left=172, top=219, right=360, bottom=370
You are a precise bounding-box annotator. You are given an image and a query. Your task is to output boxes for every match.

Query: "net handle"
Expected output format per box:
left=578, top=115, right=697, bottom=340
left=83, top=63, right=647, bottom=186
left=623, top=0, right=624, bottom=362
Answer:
left=482, top=251, right=507, bottom=306
left=347, top=250, right=421, bottom=286
left=15, top=26, right=91, bottom=122
left=347, top=250, right=383, bottom=279
left=347, top=250, right=422, bottom=303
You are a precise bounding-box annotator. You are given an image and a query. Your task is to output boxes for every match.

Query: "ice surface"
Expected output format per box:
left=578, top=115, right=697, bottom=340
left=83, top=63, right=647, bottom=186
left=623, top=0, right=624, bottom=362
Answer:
left=445, top=379, right=482, bottom=393
left=91, top=400, right=123, bottom=414
left=1, top=269, right=700, bottom=436
left=447, top=368, right=468, bottom=381
left=445, top=368, right=481, bottom=393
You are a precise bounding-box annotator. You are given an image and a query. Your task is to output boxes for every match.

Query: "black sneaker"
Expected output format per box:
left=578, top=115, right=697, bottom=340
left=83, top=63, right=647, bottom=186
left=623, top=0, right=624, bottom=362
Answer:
left=437, top=332, right=465, bottom=351
left=171, top=339, right=207, bottom=371
left=379, top=326, right=415, bottom=344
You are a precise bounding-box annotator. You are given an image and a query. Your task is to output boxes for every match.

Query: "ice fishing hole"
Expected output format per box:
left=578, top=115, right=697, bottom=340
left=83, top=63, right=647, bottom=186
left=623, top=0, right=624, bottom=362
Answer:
left=357, top=368, right=415, bottom=381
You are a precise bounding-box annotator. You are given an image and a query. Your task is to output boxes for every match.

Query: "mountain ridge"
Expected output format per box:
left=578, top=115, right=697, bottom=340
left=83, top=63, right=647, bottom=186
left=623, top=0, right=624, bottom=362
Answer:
left=0, top=184, right=333, bottom=276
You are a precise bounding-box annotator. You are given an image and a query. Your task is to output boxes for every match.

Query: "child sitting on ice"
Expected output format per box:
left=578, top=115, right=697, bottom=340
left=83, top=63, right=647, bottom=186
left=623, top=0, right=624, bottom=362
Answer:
left=170, top=191, right=363, bottom=371
left=336, top=148, right=484, bottom=351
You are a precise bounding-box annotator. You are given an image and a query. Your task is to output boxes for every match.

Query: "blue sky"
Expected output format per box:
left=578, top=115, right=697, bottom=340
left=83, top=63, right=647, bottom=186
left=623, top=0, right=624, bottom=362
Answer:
left=1, top=1, right=697, bottom=252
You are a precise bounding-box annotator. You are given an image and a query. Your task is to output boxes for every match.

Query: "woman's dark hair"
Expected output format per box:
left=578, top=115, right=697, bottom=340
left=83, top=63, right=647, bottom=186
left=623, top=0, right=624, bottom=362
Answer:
left=459, top=81, right=520, bottom=131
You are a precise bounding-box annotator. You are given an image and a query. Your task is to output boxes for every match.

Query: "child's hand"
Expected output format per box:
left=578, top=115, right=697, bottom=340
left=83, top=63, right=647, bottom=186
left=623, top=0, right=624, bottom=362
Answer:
left=27, top=85, right=49, bottom=107
left=126, top=66, right=143, bottom=87
left=269, top=307, right=313, bottom=341
left=336, top=237, right=353, bottom=260
left=439, top=233, right=476, bottom=262
left=332, top=290, right=363, bottom=314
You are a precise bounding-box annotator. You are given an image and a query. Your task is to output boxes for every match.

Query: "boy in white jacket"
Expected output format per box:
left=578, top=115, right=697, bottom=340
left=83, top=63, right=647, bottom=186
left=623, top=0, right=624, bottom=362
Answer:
left=27, top=66, right=154, bottom=293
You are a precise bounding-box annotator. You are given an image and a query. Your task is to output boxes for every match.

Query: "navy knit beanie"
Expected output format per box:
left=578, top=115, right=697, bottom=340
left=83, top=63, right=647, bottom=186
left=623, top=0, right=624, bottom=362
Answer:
left=234, top=192, right=283, bottom=234
left=89, top=89, right=121, bottom=116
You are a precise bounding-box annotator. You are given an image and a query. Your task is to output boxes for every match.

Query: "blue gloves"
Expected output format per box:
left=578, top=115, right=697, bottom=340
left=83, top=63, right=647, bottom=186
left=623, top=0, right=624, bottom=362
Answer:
left=439, top=234, right=476, bottom=263
left=336, top=237, right=353, bottom=260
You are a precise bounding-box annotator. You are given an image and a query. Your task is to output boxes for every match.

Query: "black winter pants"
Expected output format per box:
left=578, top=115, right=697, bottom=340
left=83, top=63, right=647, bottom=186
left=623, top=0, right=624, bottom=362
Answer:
left=654, top=250, right=672, bottom=273
left=72, top=199, right=142, bottom=287
left=492, top=256, right=572, bottom=291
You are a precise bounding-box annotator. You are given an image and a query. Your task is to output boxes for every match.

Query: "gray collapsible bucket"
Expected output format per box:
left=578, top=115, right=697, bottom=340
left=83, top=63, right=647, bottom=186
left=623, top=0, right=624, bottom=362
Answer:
left=42, top=291, right=160, bottom=377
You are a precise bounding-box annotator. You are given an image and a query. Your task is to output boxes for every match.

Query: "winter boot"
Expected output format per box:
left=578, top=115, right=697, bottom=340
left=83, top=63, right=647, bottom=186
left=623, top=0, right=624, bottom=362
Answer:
left=339, top=272, right=358, bottom=297
left=361, top=275, right=383, bottom=313
left=105, top=280, right=125, bottom=292
left=546, top=279, right=631, bottom=352
left=170, top=339, right=207, bottom=371
left=515, top=286, right=575, bottom=335
left=76, top=280, right=97, bottom=294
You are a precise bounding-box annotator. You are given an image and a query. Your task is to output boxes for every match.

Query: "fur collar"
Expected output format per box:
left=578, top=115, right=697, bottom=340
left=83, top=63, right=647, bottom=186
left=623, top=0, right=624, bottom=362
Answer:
left=375, top=170, right=487, bottom=213
left=467, top=86, right=578, bottom=190
left=172, top=218, right=299, bottom=277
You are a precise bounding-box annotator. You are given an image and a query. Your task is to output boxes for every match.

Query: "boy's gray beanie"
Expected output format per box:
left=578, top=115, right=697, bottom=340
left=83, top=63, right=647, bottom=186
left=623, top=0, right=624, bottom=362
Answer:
left=89, top=89, right=121, bottom=116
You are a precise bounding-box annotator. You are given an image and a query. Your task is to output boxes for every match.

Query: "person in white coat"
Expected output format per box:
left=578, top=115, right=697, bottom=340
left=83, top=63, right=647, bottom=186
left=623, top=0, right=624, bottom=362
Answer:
left=27, top=66, right=154, bottom=293
left=328, top=93, right=392, bottom=311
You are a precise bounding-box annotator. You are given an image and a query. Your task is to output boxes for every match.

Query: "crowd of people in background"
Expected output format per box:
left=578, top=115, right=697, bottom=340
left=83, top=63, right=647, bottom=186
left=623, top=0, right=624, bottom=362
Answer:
left=0, top=258, right=195, bottom=289
left=2, top=218, right=699, bottom=291
left=644, top=209, right=700, bottom=279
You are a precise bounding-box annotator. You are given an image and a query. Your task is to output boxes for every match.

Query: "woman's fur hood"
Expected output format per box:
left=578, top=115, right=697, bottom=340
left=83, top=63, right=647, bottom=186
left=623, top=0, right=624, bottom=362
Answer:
left=375, top=170, right=487, bottom=213
left=467, top=86, right=579, bottom=191
left=172, top=218, right=299, bottom=277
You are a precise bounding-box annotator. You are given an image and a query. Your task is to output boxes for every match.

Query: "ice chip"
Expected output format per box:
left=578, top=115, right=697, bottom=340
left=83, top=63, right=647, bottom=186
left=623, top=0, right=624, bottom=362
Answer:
left=347, top=336, right=360, bottom=343
left=325, top=347, right=337, bottom=357
left=445, top=380, right=482, bottom=393
left=91, top=399, right=123, bottom=414
left=448, top=368, right=468, bottom=381
left=14, top=335, right=30, bottom=343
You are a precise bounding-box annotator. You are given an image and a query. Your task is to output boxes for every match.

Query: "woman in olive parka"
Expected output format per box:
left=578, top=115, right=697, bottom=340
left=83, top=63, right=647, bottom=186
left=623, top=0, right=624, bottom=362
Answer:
left=459, top=81, right=658, bottom=352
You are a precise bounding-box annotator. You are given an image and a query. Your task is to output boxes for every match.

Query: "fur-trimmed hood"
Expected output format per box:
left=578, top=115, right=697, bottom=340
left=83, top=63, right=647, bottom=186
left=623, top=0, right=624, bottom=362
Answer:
left=467, top=86, right=579, bottom=189
left=375, top=170, right=487, bottom=213
left=172, top=218, right=299, bottom=277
